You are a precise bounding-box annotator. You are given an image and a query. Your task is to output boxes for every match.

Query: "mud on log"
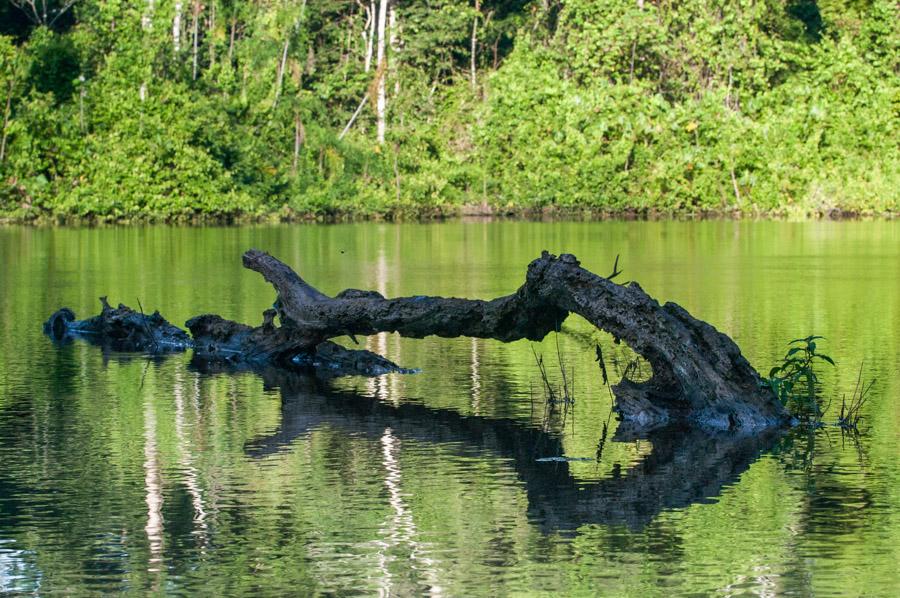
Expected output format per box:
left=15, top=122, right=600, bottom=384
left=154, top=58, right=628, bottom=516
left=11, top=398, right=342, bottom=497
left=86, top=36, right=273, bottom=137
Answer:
left=45, top=249, right=788, bottom=430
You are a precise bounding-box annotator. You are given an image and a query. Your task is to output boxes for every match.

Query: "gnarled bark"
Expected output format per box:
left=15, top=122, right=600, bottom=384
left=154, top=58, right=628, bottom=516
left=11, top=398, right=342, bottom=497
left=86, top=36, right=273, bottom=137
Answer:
left=244, top=249, right=786, bottom=430
left=44, top=249, right=788, bottom=431
left=43, top=297, right=192, bottom=353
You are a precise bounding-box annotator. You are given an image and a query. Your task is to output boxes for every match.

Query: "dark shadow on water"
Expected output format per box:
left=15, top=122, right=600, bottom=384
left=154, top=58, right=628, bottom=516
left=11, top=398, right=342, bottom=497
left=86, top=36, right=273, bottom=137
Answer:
left=229, top=366, right=784, bottom=533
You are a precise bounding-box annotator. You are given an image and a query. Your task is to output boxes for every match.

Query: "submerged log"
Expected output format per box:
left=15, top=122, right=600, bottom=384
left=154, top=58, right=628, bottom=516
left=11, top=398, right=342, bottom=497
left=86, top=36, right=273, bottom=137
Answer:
left=44, top=249, right=788, bottom=430
left=43, top=298, right=192, bottom=353
left=45, top=301, right=411, bottom=378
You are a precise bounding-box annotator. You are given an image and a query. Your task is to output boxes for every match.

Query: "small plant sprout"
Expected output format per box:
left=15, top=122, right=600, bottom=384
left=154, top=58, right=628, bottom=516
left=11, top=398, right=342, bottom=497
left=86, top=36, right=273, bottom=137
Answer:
left=839, top=363, right=875, bottom=432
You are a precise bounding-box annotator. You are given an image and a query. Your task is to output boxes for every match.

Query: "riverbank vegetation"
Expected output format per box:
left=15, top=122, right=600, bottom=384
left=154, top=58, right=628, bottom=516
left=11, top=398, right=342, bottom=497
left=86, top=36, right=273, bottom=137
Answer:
left=0, top=1, right=897, bottom=222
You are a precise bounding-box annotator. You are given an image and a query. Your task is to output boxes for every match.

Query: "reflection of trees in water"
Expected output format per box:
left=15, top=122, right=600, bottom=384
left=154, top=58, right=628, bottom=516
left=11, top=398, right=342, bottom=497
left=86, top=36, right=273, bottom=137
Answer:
left=1, top=342, right=791, bottom=592
left=172, top=370, right=208, bottom=551
left=774, top=427, right=876, bottom=594
left=243, top=368, right=783, bottom=534
left=375, top=427, right=445, bottom=596
left=142, top=386, right=164, bottom=579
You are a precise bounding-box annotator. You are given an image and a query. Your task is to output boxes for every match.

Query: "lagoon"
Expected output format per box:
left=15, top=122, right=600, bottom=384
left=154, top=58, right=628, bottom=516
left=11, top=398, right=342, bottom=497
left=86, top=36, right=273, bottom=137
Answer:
left=0, top=220, right=898, bottom=595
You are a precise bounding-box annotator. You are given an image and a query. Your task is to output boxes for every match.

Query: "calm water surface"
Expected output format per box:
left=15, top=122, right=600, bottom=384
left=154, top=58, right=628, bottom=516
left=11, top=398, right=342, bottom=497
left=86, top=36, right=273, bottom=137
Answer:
left=0, top=221, right=898, bottom=595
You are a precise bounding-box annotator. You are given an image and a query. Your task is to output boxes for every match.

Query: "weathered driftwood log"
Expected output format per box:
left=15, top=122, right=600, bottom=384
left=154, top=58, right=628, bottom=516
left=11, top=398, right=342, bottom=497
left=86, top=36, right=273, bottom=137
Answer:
left=44, top=249, right=788, bottom=430
left=43, top=298, right=192, bottom=353
left=45, top=301, right=411, bottom=377
left=242, top=249, right=787, bottom=430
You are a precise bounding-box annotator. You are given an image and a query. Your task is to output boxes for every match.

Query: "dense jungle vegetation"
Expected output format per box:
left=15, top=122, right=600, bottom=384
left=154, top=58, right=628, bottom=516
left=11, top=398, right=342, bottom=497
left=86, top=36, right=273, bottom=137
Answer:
left=0, top=1, right=897, bottom=222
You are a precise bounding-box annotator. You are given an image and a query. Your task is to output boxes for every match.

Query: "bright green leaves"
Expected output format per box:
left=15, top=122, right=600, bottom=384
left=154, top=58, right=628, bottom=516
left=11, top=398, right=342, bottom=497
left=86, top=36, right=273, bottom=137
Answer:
left=0, top=1, right=897, bottom=220
left=764, top=336, right=836, bottom=421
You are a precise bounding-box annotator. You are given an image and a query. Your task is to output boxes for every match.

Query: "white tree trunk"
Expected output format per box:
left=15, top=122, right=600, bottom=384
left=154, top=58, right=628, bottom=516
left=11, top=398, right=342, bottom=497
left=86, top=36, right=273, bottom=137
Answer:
left=375, top=0, right=388, bottom=144
left=363, top=1, right=375, bottom=72
left=389, top=2, right=399, bottom=97
left=0, top=80, right=12, bottom=164
left=470, top=0, right=480, bottom=90
left=173, top=2, right=183, bottom=53
left=191, top=2, right=200, bottom=80
left=274, top=38, right=290, bottom=107
left=142, top=0, right=155, bottom=30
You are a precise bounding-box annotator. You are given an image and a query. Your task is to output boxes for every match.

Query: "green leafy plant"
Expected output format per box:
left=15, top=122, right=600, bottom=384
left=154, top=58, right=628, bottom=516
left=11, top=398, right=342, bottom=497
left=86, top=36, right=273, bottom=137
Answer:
left=765, top=335, right=835, bottom=421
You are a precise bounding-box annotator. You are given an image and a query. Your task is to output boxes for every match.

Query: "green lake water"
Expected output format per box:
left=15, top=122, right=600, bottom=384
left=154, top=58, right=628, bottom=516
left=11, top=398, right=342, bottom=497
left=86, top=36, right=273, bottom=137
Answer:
left=0, top=221, right=898, bottom=595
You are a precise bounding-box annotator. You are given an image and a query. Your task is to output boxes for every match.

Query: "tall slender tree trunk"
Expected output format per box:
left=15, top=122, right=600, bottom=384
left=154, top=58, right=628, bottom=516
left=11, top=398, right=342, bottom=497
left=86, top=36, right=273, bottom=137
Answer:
left=191, top=1, right=200, bottom=80
left=227, top=18, right=236, bottom=65
left=275, top=1, right=306, bottom=108
left=375, top=0, right=388, bottom=144
left=389, top=3, right=399, bottom=97
left=362, top=0, right=375, bottom=72
left=293, top=112, right=305, bottom=176
left=274, top=38, right=290, bottom=108
left=173, top=2, right=183, bottom=53
left=0, top=79, right=12, bottom=164
left=142, top=0, right=155, bottom=30
left=470, top=0, right=481, bottom=90
left=629, top=0, right=643, bottom=84
left=208, top=2, right=216, bottom=68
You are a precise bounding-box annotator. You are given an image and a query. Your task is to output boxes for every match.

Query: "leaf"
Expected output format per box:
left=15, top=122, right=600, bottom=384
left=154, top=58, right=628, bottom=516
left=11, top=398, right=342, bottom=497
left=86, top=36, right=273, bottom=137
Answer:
left=790, top=335, right=825, bottom=344
left=818, top=354, right=836, bottom=366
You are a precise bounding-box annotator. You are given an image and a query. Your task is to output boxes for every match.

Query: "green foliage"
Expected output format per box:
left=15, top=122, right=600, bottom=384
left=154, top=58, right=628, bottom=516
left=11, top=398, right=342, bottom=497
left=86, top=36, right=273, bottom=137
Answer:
left=0, top=0, right=897, bottom=221
left=765, top=336, right=836, bottom=421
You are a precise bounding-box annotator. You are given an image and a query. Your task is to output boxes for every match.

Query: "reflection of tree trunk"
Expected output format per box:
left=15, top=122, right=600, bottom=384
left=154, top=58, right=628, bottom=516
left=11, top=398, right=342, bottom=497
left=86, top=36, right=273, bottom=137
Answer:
left=378, top=428, right=443, bottom=594
left=143, top=394, right=164, bottom=574
left=245, top=370, right=785, bottom=532
left=174, top=370, right=208, bottom=549
left=470, top=337, right=481, bottom=414
left=366, top=250, right=392, bottom=403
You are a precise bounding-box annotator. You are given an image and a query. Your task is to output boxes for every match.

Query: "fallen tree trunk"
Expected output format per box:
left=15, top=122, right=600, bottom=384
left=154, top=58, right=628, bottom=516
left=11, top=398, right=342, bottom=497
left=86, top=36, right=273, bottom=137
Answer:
left=45, top=301, right=411, bottom=378
left=243, top=249, right=787, bottom=430
left=44, top=249, right=788, bottom=430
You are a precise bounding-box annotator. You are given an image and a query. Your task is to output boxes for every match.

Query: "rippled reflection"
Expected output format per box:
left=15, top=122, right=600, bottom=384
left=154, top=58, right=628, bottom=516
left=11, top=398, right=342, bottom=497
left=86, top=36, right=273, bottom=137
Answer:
left=1, top=221, right=897, bottom=595
left=243, top=368, right=783, bottom=532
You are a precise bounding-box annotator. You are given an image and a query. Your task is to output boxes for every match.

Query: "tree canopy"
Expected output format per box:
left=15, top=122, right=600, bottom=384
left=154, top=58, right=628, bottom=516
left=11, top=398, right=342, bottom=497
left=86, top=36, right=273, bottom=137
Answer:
left=0, top=0, right=896, bottom=221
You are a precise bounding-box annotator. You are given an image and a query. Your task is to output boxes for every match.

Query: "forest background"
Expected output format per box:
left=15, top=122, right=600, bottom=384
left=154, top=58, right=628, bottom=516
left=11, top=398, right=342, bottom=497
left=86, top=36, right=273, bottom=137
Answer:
left=0, top=0, right=896, bottom=222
